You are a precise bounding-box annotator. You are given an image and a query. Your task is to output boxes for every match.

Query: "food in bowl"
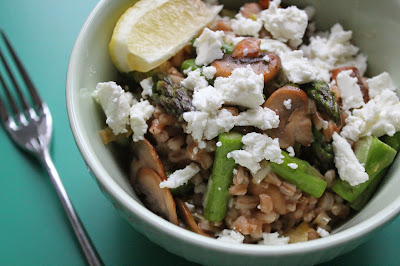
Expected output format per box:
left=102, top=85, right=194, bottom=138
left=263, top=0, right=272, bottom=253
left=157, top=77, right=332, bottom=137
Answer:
left=91, top=0, right=400, bottom=244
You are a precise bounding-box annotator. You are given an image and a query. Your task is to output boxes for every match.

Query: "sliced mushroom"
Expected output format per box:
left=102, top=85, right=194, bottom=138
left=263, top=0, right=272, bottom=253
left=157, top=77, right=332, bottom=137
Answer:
left=240, top=3, right=263, bottom=18
left=130, top=138, right=167, bottom=182
left=332, top=67, right=369, bottom=103
left=175, top=198, right=210, bottom=237
left=133, top=168, right=178, bottom=225
left=211, top=38, right=281, bottom=83
left=263, top=85, right=312, bottom=148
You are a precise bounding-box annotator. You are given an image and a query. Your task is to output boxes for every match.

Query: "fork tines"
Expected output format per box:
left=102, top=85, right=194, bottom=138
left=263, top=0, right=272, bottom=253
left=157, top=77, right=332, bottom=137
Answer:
left=0, top=29, right=43, bottom=125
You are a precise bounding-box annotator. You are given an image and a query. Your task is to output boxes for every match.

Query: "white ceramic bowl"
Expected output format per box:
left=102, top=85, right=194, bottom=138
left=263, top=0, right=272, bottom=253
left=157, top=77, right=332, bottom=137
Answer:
left=66, top=0, right=400, bottom=265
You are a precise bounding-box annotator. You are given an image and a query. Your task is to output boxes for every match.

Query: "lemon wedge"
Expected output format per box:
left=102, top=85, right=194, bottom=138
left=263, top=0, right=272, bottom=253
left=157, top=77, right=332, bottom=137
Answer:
left=109, top=0, right=222, bottom=73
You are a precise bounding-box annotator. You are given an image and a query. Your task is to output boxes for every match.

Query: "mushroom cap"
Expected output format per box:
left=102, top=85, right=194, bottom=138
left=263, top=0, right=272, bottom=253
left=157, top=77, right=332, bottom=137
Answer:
left=175, top=198, right=210, bottom=236
left=133, top=167, right=178, bottom=225
left=264, top=85, right=312, bottom=148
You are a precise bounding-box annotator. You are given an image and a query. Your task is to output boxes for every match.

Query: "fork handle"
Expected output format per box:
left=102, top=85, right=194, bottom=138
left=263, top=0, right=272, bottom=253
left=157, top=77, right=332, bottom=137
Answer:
left=39, top=149, right=103, bottom=266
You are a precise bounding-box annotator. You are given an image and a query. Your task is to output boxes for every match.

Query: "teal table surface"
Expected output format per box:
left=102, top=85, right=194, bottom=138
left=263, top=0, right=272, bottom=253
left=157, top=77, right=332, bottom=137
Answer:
left=0, top=1, right=399, bottom=265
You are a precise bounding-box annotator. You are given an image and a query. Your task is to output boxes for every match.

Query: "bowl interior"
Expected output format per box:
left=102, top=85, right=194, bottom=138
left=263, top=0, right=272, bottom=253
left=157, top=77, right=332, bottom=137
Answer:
left=66, top=0, right=400, bottom=261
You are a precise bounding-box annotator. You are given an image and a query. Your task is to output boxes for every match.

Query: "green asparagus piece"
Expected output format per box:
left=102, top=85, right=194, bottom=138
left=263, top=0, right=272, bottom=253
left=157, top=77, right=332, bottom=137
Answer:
left=307, top=128, right=335, bottom=173
left=380, top=131, right=400, bottom=151
left=349, top=170, right=386, bottom=211
left=270, top=151, right=327, bottom=198
left=203, top=132, right=243, bottom=222
left=302, top=81, right=342, bottom=126
left=349, top=132, right=400, bottom=210
left=151, top=78, right=195, bottom=120
left=332, top=136, right=397, bottom=202
left=180, top=59, right=199, bottom=74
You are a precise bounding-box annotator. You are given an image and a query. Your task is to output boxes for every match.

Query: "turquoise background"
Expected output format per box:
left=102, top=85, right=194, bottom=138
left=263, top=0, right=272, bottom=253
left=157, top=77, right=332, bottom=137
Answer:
left=0, top=0, right=399, bottom=265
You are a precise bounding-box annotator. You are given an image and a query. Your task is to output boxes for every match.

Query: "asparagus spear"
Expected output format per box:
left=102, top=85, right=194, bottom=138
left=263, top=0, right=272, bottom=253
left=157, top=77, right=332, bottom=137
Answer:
left=203, top=132, right=243, bottom=222
left=180, top=59, right=199, bottom=73
left=305, top=127, right=335, bottom=173
left=332, top=136, right=397, bottom=202
left=350, top=133, right=400, bottom=210
left=151, top=78, right=195, bottom=120
left=270, top=151, right=327, bottom=198
left=302, top=81, right=342, bottom=126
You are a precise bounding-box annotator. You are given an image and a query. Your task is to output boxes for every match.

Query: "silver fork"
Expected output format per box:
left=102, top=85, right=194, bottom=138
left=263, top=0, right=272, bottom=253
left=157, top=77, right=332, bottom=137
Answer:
left=0, top=30, right=103, bottom=266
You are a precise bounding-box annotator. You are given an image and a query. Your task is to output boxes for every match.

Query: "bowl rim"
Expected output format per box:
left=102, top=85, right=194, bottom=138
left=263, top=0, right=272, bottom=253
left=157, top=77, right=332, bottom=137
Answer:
left=66, top=0, right=400, bottom=257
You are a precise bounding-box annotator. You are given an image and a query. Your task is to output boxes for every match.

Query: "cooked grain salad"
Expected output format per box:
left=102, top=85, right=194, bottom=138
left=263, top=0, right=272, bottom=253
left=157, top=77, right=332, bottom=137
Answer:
left=93, top=0, right=400, bottom=244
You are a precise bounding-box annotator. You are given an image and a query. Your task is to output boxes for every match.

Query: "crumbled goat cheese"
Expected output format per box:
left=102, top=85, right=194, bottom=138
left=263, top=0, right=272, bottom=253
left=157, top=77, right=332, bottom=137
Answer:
left=193, top=147, right=199, bottom=155
left=185, top=202, right=195, bottom=211
left=233, top=168, right=238, bottom=175
left=366, top=72, right=396, bottom=99
left=280, top=50, right=318, bottom=84
left=198, top=141, right=207, bottom=149
left=183, top=107, right=279, bottom=142
left=288, top=163, right=298, bottom=169
left=92, top=81, right=133, bottom=135
left=263, top=54, right=270, bottom=62
left=301, top=24, right=367, bottom=76
left=260, top=0, right=308, bottom=47
left=286, top=146, right=295, bottom=157
left=228, top=133, right=283, bottom=174
left=317, top=227, right=330, bottom=238
left=243, top=48, right=249, bottom=56
left=322, top=120, right=329, bottom=130
left=159, top=163, right=200, bottom=189
left=216, top=141, right=222, bottom=147
left=130, top=100, right=155, bottom=142
left=332, top=132, right=368, bottom=186
left=194, top=28, right=225, bottom=66
left=341, top=89, right=400, bottom=141
left=336, top=70, right=364, bottom=110
left=260, top=39, right=291, bottom=56
left=140, top=77, right=153, bottom=98
left=214, top=65, right=265, bottom=108
left=217, top=229, right=245, bottom=244
left=232, top=36, right=246, bottom=46
left=236, top=106, right=280, bottom=130
left=231, top=13, right=263, bottom=38
left=202, top=65, right=217, bottom=80
left=192, top=85, right=224, bottom=113
left=258, top=232, right=290, bottom=245
left=183, top=111, right=209, bottom=142
left=283, top=99, right=292, bottom=110
left=180, top=68, right=208, bottom=91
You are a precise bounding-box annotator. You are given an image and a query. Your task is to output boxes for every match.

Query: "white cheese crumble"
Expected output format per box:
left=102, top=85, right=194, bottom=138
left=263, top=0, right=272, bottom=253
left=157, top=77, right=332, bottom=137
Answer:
left=193, top=28, right=225, bottom=66
left=258, top=232, right=290, bottom=245
left=332, top=132, right=368, bottom=186
left=260, top=0, right=308, bottom=47
left=216, top=141, right=222, bottom=147
left=288, top=163, right=298, bottom=169
left=183, top=107, right=279, bottom=142
left=92, top=81, right=133, bottom=135
left=214, top=65, right=265, bottom=108
left=232, top=36, right=246, bottom=46
left=130, top=100, right=155, bottom=142
left=286, top=146, right=295, bottom=157
left=216, top=229, right=245, bottom=244
left=263, top=54, right=270, bottom=62
left=231, top=13, right=263, bottom=38
left=159, top=163, right=200, bottom=189
left=139, top=77, right=153, bottom=98
left=260, top=39, right=291, bottom=56
left=317, top=227, right=330, bottom=238
left=228, top=133, right=283, bottom=174
left=202, top=65, right=217, bottom=80
left=366, top=72, right=396, bottom=99
left=192, top=85, right=224, bottom=113
left=341, top=89, right=400, bottom=141
left=280, top=50, right=318, bottom=84
left=336, top=70, right=364, bottom=110
left=283, top=99, right=292, bottom=110
left=301, top=24, right=367, bottom=76
left=180, top=68, right=209, bottom=91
